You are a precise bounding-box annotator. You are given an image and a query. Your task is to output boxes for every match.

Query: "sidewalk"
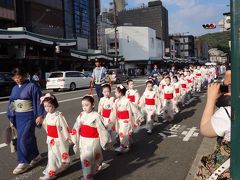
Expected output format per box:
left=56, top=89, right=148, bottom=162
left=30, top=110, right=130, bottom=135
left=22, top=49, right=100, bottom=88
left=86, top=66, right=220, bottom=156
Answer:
left=185, top=137, right=217, bottom=180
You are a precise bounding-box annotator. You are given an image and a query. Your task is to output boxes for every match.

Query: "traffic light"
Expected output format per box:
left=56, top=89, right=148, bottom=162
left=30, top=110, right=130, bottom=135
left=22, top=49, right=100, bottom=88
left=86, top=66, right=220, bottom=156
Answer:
left=202, top=23, right=216, bottom=29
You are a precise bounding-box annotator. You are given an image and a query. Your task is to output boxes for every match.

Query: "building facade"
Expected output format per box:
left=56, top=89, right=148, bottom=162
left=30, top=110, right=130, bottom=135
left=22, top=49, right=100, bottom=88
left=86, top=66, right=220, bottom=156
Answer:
left=0, top=0, right=16, bottom=29
left=117, top=0, right=169, bottom=48
left=194, top=38, right=209, bottom=60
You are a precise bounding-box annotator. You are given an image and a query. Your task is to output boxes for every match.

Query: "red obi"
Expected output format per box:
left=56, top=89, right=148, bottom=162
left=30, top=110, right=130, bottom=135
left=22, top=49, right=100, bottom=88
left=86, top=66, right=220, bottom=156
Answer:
left=181, top=84, right=187, bottom=89
left=128, top=95, right=135, bottom=102
left=196, top=73, right=201, bottom=76
left=145, top=98, right=155, bottom=105
left=187, top=80, right=192, bottom=83
left=175, top=88, right=180, bottom=93
left=117, top=110, right=129, bottom=119
left=164, top=93, right=173, bottom=100
left=162, top=84, right=165, bottom=89
left=47, top=125, right=58, bottom=138
left=80, top=125, right=99, bottom=138
left=102, top=108, right=111, bottom=118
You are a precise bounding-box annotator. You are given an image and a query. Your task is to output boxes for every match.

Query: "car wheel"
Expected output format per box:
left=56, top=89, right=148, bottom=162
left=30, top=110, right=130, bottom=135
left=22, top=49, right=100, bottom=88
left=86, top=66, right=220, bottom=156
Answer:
left=53, top=89, right=59, bottom=92
left=70, top=83, right=76, bottom=91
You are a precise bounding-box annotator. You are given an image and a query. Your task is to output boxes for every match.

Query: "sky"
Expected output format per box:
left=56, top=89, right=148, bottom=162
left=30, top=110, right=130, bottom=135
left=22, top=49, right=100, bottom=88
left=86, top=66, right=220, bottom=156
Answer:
left=101, top=0, right=230, bottom=36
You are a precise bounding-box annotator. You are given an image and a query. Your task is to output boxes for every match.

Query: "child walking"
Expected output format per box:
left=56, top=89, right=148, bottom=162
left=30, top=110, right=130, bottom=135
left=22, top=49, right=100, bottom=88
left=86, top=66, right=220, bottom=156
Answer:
left=126, top=79, right=140, bottom=105
left=71, top=95, right=111, bottom=180
left=112, top=84, right=143, bottom=153
left=39, top=93, right=71, bottom=180
left=139, top=80, right=161, bottom=134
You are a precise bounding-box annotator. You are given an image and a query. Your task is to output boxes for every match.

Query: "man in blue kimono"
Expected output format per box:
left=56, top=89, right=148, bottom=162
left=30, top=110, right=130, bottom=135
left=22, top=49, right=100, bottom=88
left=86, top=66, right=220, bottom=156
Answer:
left=7, top=67, right=45, bottom=175
left=151, top=64, right=160, bottom=85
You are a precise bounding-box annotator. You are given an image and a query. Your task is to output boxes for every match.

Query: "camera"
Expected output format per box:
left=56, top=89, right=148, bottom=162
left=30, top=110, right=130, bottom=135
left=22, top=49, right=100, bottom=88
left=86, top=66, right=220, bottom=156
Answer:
left=220, top=84, right=229, bottom=93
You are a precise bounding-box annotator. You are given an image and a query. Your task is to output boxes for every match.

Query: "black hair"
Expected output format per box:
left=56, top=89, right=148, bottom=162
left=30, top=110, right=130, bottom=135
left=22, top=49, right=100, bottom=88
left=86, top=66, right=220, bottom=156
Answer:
left=43, top=94, right=59, bottom=108
left=127, top=79, right=133, bottom=85
left=165, top=76, right=171, bottom=80
left=102, top=83, right=111, bottom=91
left=82, top=95, right=95, bottom=105
left=173, top=76, right=178, bottom=82
left=116, top=85, right=127, bottom=96
left=146, top=80, right=154, bottom=86
left=11, top=67, right=27, bottom=77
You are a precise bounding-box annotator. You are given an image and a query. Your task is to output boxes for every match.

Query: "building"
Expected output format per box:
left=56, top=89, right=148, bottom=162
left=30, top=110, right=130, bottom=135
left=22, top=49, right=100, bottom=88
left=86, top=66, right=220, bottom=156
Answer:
left=116, top=0, right=127, bottom=12
left=117, top=0, right=169, bottom=48
left=105, top=26, right=164, bottom=71
left=194, top=38, right=209, bottom=60
left=0, top=0, right=16, bottom=29
left=169, top=38, right=180, bottom=60
left=209, top=48, right=227, bottom=64
left=169, top=35, right=195, bottom=59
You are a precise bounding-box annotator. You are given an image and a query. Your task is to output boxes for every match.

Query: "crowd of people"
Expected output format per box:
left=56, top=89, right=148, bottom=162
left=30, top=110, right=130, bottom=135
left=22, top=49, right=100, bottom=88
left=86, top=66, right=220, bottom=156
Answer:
left=6, top=63, right=224, bottom=180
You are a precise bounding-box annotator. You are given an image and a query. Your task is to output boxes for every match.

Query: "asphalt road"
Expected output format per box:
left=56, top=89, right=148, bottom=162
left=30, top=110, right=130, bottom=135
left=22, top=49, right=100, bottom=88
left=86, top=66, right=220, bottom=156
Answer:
left=0, top=78, right=206, bottom=180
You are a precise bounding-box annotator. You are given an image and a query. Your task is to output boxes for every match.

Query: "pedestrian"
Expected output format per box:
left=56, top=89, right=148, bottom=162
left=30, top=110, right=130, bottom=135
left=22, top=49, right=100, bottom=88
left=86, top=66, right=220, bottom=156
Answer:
left=162, top=76, right=175, bottom=122
left=91, top=59, right=107, bottom=99
left=39, top=93, right=71, bottom=180
left=151, top=64, right=160, bottom=85
left=7, top=67, right=44, bottom=175
left=172, top=76, right=181, bottom=113
left=126, top=79, right=140, bottom=105
left=112, top=84, right=143, bottom=153
left=195, top=70, right=231, bottom=179
left=71, top=95, right=111, bottom=180
left=98, top=83, right=116, bottom=143
left=32, top=72, right=40, bottom=86
left=139, top=80, right=161, bottom=134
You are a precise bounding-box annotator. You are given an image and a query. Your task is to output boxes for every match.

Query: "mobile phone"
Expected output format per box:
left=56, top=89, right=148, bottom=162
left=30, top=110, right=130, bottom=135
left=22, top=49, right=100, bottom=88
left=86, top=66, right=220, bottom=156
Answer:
left=220, top=84, right=228, bottom=93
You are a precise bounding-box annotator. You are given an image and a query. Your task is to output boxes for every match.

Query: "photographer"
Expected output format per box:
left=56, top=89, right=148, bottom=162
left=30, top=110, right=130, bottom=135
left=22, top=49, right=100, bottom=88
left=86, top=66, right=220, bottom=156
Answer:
left=195, top=70, right=231, bottom=180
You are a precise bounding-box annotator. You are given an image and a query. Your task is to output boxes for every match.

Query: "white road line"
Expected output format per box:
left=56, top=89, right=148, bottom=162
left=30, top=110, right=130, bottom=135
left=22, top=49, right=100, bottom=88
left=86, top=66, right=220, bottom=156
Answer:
left=0, top=143, right=8, bottom=148
left=182, top=127, right=198, bottom=141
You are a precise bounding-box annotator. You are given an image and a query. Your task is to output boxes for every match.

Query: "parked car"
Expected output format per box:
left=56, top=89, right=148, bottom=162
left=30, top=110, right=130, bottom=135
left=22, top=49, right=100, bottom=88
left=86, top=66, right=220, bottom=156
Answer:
left=46, top=71, right=91, bottom=92
left=82, top=71, right=92, bottom=77
left=106, top=69, right=129, bottom=84
left=0, top=72, right=15, bottom=97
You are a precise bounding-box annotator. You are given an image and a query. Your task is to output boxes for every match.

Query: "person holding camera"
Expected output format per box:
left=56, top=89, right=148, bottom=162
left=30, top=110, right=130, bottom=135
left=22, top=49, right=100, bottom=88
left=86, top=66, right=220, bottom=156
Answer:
left=195, top=70, right=231, bottom=179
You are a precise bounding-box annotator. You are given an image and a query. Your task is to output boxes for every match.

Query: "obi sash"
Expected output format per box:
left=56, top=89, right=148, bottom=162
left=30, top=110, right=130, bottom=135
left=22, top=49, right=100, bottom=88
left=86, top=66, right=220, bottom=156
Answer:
left=14, top=100, right=33, bottom=112
left=102, top=108, right=111, bottom=118
left=164, top=93, right=173, bottom=100
left=187, top=79, right=192, bottom=83
left=80, top=125, right=99, bottom=138
left=196, top=73, right=201, bottom=76
left=145, top=98, right=155, bottom=105
left=175, top=88, right=180, bottom=93
left=162, top=84, right=165, bottom=89
left=47, top=125, right=58, bottom=138
left=128, top=95, right=135, bottom=102
left=181, top=84, right=187, bottom=89
left=117, top=110, right=129, bottom=119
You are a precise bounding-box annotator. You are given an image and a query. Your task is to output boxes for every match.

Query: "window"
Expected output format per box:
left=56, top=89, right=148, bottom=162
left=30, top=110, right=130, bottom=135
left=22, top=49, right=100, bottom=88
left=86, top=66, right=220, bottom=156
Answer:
left=49, top=73, right=63, bottom=78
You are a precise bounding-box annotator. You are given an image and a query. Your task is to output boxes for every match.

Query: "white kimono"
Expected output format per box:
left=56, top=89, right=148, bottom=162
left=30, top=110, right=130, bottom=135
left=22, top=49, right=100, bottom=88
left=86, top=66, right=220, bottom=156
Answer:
left=162, top=84, right=175, bottom=121
left=71, top=111, right=111, bottom=180
left=139, top=89, right=161, bottom=131
left=173, top=81, right=181, bottom=112
left=194, top=69, right=202, bottom=92
left=126, top=89, right=140, bottom=105
left=111, top=96, right=144, bottom=148
left=42, top=111, right=71, bottom=178
left=179, top=78, right=188, bottom=106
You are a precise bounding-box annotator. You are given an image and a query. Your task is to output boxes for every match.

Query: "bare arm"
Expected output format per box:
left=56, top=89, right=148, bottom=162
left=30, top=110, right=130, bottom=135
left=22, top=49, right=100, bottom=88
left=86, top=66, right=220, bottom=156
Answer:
left=200, top=83, right=221, bottom=137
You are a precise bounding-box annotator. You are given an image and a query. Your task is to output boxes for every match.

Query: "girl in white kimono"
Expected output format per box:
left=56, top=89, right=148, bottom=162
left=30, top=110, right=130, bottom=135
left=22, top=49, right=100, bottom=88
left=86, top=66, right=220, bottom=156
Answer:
left=126, top=79, right=140, bottom=105
left=71, top=95, right=111, bottom=180
left=172, top=76, right=181, bottom=113
left=112, top=84, right=143, bottom=153
left=39, top=93, right=71, bottom=180
left=162, top=77, right=175, bottom=122
left=194, top=66, right=202, bottom=92
left=179, top=73, right=188, bottom=107
left=139, top=80, right=161, bottom=134
left=98, top=83, right=116, bottom=143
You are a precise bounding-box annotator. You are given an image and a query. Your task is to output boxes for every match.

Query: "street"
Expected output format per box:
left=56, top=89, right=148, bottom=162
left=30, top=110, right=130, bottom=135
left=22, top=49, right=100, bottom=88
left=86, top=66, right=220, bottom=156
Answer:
left=0, top=77, right=206, bottom=180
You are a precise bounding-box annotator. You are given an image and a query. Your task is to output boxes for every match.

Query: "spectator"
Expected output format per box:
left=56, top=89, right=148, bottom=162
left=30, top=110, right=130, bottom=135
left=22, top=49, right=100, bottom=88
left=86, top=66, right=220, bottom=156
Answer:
left=32, top=72, right=40, bottom=86
left=195, top=70, right=231, bottom=179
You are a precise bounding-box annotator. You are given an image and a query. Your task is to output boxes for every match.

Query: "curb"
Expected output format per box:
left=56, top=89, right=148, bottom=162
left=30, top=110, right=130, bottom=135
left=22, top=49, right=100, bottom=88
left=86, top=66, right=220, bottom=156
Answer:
left=185, top=137, right=217, bottom=180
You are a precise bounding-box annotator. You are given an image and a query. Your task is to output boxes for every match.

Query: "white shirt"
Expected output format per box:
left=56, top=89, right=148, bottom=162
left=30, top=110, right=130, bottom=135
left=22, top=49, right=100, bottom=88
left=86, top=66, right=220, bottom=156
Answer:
left=211, top=106, right=231, bottom=142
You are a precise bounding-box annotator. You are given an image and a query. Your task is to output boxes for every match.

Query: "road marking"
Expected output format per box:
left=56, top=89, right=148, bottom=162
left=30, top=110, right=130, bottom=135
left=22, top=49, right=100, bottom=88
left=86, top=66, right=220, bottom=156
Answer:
left=0, top=143, right=8, bottom=148
left=181, top=127, right=199, bottom=141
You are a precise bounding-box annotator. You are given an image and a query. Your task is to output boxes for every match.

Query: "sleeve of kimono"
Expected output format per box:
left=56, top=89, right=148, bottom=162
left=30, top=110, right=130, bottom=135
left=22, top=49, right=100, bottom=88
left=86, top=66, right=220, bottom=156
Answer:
left=96, top=115, right=111, bottom=150
left=109, top=100, right=117, bottom=126
left=57, top=113, right=71, bottom=142
left=7, top=87, right=16, bottom=126
left=128, top=101, right=144, bottom=126
left=31, top=84, right=45, bottom=118
left=155, top=92, right=162, bottom=115
left=98, top=98, right=103, bottom=114
left=71, top=115, right=81, bottom=154
left=135, top=90, right=140, bottom=104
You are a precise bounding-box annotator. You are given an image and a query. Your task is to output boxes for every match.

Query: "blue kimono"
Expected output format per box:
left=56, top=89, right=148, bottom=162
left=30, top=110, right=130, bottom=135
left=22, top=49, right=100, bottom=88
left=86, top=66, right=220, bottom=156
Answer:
left=7, top=80, right=45, bottom=164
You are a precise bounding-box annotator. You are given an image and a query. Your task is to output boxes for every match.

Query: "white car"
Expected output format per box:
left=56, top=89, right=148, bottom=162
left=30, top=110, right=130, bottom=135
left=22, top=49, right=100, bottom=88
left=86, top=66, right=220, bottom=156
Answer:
left=46, top=71, right=91, bottom=91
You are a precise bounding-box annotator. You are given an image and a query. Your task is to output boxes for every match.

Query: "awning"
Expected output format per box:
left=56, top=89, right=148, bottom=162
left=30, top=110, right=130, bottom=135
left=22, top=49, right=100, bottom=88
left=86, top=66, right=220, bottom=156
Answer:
left=70, top=49, right=123, bottom=61
left=0, top=29, right=77, bottom=46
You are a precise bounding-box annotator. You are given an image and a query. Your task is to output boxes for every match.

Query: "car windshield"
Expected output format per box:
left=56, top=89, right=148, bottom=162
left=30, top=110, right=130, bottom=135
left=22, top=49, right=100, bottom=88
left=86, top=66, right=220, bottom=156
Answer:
left=49, top=72, right=63, bottom=78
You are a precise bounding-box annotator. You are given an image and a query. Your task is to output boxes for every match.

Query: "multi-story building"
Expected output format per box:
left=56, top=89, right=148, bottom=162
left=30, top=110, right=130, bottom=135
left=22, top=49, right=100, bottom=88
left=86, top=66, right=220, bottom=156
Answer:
left=194, top=38, right=209, bottom=60
left=169, top=38, right=180, bottom=60
left=169, top=35, right=195, bottom=59
left=117, top=0, right=169, bottom=48
left=105, top=26, right=164, bottom=71
left=0, top=0, right=16, bottom=29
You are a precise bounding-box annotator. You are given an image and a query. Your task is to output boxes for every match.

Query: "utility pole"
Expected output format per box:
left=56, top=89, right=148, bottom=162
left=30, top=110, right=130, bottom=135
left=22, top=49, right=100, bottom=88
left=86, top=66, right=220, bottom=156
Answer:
left=113, top=0, right=118, bottom=67
left=231, top=0, right=240, bottom=179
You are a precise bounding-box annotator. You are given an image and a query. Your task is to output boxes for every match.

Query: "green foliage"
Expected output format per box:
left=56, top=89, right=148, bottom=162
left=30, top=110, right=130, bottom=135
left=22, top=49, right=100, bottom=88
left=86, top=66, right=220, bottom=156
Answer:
left=199, top=31, right=230, bottom=53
